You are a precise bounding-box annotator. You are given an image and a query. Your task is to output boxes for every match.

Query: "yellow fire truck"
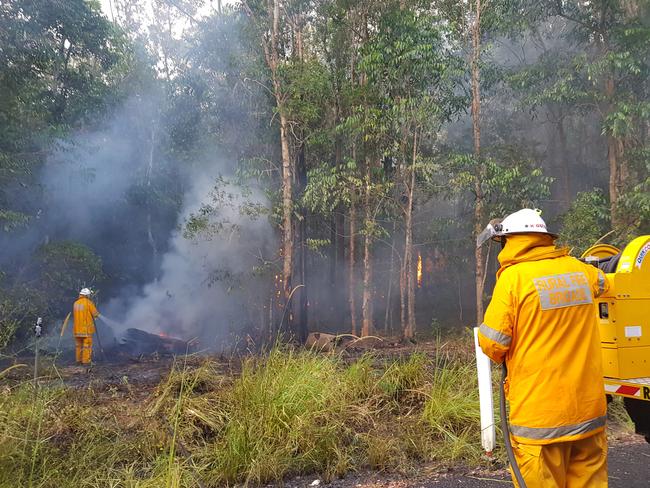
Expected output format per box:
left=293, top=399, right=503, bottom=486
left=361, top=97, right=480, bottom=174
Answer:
left=582, top=235, right=650, bottom=441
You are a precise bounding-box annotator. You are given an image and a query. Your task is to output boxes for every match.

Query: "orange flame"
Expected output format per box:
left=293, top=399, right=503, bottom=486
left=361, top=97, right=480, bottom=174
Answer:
left=417, top=252, right=423, bottom=288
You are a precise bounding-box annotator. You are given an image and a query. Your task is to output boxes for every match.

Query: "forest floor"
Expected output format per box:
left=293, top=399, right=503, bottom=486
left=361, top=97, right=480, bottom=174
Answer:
left=0, top=338, right=645, bottom=487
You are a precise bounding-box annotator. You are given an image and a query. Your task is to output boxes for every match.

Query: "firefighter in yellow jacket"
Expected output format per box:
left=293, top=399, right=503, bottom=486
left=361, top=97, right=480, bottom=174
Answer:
left=73, top=288, right=100, bottom=364
left=477, top=209, right=608, bottom=488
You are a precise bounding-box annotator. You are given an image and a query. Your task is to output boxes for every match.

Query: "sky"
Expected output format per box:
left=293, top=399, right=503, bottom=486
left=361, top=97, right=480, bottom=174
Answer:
left=98, top=0, right=234, bottom=45
left=99, top=0, right=233, bottom=24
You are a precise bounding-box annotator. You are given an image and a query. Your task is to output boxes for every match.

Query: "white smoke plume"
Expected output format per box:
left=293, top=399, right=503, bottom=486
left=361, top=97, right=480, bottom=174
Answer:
left=106, top=170, right=276, bottom=350
left=3, top=92, right=276, bottom=352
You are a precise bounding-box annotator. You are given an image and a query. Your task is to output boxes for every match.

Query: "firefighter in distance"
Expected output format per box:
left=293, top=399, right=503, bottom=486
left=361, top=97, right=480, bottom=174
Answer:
left=72, top=288, right=101, bottom=364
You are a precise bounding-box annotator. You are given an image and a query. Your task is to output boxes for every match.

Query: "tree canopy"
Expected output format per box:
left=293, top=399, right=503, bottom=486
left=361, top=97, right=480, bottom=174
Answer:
left=0, top=0, right=648, bottom=347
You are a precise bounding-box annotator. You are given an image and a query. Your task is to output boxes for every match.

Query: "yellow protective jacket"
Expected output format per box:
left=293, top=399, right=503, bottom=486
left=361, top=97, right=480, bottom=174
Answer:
left=72, top=296, right=99, bottom=337
left=478, top=234, right=608, bottom=445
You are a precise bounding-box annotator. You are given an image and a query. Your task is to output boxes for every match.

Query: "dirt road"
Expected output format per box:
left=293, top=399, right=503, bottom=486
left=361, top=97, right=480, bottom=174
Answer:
left=311, top=436, right=650, bottom=488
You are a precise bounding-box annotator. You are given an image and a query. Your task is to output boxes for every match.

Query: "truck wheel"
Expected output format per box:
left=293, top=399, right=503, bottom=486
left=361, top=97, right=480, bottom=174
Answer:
left=623, top=397, right=650, bottom=443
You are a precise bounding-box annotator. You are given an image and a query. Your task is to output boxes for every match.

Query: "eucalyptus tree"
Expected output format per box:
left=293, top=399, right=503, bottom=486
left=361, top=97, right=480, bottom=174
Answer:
left=434, top=0, right=509, bottom=325
left=239, top=0, right=313, bottom=338
left=510, top=0, right=650, bottom=237
left=360, top=2, right=465, bottom=338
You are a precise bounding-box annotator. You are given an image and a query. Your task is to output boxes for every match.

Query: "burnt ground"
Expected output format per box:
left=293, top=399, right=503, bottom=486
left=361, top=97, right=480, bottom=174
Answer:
left=3, top=345, right=650, bottom=487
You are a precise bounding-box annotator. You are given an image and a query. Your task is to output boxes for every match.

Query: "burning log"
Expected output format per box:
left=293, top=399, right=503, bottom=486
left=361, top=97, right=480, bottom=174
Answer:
left=118, top=328, right=197, bottom=356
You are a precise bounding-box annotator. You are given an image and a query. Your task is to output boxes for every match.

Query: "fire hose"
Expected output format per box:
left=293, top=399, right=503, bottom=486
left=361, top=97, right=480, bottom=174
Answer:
left=92, top=315, right=107, bottom=362
left=500, top=363, right=527, bottom=488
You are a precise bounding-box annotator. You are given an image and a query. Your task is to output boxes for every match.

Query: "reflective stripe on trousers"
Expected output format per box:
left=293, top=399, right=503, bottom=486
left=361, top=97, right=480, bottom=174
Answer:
left=510, top=415, right=607, bottom=441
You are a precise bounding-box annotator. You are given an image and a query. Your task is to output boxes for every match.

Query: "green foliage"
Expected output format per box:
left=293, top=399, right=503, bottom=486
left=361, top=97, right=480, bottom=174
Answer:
left=616, top=147, right=650, bottom=239
left=0, top=284, right=47, bottom=349
left=558, top=189, right=610, bottom=255
left=0, top=210, right=30, bottom=232
left=33, top=241, right=105, bottom=316
left=302, top=162, right=364, bottom=215
left=281, top=59, right=332, bottom=133
left=0, top=381, right=169, bottom=488
left=357, top=5, right=465, bottom=166
left=506, top=0, right=650, bottom=235
left=202, top=349, right=357, bottom=484
left=607, top=396, right=634, bottom=433
left=183, top=177, right=268, bottom=241
left=0, top=0, right=134, bottom=222
left=377, top=352, right=429, bottom=401
left=445, top=149, right=553, bottom=219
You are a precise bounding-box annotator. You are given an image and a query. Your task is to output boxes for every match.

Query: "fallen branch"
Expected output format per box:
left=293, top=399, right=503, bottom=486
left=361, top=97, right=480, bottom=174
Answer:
left=0, top=363, right=27, bottom=379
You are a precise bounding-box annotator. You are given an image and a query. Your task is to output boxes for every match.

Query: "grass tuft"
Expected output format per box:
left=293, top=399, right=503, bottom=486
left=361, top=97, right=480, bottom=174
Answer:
left=422, top=359, right=483, bottom=463
left=200, top=348, right=361, bottom=485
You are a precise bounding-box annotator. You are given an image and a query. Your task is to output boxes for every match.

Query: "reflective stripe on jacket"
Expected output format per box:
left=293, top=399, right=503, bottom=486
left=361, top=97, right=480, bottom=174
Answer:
left=72, top=296, right=99, bottom=337
left=478, top=234, right=608, bottom=445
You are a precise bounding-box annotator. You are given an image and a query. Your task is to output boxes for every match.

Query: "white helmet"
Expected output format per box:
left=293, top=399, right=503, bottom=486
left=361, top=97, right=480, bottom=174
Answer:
left=79, top=288, right=92, bottom=296
left=476, top=208, right=557, bottom=248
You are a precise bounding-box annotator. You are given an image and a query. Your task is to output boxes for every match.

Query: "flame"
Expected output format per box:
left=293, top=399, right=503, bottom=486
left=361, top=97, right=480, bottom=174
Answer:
left=417, top=252, right=423, bottom=288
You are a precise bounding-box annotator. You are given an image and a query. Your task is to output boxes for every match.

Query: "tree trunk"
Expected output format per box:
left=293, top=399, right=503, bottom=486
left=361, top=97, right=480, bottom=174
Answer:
left=399, top=147, right=407, bottom=333
left=264, top=0, right=294, bottom=336
left=471, top=0, right=485, bottom=326
left=348, top=200, right=358, bottom=336
left=361, top=158, right=373, bottom=337
left=403, top=131, right=417, bottom=339
left=293, top=142, right=308, bottom=342
left=242, top=0, right=294, bottom=337
left=336, top=212, right=345, bottom=276
left=556, top=117, right=571, bottom=211
left=605, top=75, right=626, bottom=229
left=329, top=216, right=337, bottom=286
left=547, top=105, right=571, bottom=211
left=146, top=125, right=158, bottom=277
left=399, top=262, right=406, bottom=331
left=457, top=269, right=464, bottom=324
left=384, top=223, right=397, bottom=334
left=331, top=128, right=343, bottom=289
left=555, top=108, right=571, bottom=209
left=278, top=110, right=294, bottom=333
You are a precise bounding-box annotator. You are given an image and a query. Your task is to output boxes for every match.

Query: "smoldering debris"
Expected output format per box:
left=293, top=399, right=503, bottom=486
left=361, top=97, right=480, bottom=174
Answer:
left=118, top=328, right=198, bottom=356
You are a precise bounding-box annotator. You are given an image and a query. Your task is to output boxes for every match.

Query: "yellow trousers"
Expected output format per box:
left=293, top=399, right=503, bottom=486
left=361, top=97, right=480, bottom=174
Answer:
left=74, top=336, right=93, bottom=364
left=511, top=431, right=608, bottom=488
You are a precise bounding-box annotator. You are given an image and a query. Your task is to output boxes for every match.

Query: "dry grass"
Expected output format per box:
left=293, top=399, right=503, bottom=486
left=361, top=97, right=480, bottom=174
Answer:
left=0, top=341, right=493, bottom=487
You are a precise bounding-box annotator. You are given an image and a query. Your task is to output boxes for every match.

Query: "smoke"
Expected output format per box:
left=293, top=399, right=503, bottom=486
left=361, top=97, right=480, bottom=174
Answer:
left=0, top=95, right=165, bottom=270
left=0, top=85, right=275, bottom=351
left=106, top=171, right=276, bottom=349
